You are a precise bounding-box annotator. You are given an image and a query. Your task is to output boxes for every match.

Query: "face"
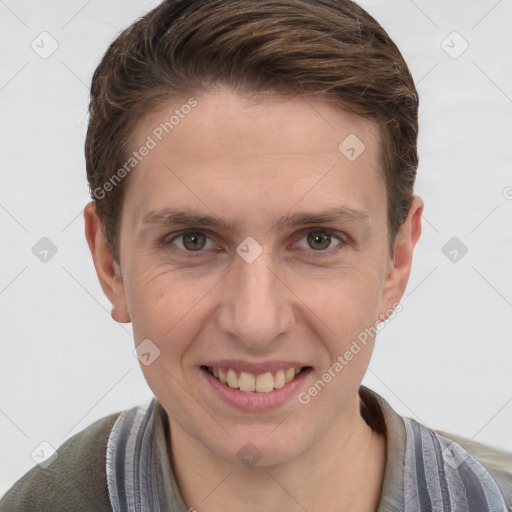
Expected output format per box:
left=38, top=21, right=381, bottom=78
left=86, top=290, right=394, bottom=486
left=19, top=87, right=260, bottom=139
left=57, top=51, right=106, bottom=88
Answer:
left=86, top=88, right=422, bottom=467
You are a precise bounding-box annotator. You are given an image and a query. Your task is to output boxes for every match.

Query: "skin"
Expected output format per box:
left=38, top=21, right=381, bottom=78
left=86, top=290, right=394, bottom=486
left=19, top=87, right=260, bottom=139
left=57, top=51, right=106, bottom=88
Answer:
left=85, top=87, right=423, bottom=511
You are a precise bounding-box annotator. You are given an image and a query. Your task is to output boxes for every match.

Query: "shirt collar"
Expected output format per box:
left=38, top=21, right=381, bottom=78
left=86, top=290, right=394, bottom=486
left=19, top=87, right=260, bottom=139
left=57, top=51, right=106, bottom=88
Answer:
left=359, top=385, right=406, bottom=512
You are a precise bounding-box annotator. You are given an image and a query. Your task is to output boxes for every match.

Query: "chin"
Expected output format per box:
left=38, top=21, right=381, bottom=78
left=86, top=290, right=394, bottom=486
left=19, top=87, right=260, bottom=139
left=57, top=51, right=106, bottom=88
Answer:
left=205, top=429, right=308, bottom=468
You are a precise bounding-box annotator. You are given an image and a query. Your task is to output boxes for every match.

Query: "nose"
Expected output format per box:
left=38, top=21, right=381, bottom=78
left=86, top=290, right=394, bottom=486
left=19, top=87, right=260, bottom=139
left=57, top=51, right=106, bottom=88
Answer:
left=216, top=249, right=295, bottom=351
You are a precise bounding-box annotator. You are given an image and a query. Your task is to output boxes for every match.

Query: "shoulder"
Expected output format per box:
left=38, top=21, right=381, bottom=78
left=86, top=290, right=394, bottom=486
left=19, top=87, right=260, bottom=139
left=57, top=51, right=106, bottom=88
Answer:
left=0, top=410, right=121, bottom=512
left=403, top=417, right=512, bottom=511
left=436, top=428, right=512, bottom=510
left=359, top=386, right=512, bottom=511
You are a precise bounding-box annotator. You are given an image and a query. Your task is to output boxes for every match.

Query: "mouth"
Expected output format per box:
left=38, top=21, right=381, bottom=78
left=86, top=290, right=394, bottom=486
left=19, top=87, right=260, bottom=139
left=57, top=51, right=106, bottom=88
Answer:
left=200, top=365, right=311, bottom=393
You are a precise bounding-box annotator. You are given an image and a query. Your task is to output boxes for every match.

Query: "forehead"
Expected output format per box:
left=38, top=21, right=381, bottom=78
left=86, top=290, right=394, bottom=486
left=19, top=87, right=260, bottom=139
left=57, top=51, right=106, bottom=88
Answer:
left=132, top=90, right=380, bottom=163
left=123, top=89, right=385, bottom=230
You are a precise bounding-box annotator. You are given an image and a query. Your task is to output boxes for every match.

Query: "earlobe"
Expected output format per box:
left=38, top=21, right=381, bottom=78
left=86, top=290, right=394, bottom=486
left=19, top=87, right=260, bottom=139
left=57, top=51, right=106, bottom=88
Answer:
left=83, top=202, right=131, bottom=323
left=378, top=195, right=424, bottom=320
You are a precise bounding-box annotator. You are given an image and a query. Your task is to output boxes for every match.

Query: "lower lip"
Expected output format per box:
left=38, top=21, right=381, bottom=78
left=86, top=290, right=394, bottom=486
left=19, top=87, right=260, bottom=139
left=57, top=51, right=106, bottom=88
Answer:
left=201, top=367, right=312, bottom=412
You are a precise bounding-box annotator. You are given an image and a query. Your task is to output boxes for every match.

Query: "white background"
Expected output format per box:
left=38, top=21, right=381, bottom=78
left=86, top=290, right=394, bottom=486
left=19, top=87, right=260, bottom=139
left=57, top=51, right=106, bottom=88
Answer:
left=1, top=0, right=511, bottom=496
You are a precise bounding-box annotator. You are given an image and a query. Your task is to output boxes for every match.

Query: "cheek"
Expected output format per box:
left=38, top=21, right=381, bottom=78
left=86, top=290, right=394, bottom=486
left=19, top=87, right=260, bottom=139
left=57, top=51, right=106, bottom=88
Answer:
left=126, top=273, right=211, bottom=404
left=297, top=261, right=385, bottom=335
left=300, top=269, right=381, bottom=415
left=125, top=267, right=217, bottom=352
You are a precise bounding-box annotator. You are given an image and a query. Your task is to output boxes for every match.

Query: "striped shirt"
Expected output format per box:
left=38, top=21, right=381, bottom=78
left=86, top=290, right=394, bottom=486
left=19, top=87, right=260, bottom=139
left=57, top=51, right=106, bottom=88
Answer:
left=105, top=386, right=511, bottom=511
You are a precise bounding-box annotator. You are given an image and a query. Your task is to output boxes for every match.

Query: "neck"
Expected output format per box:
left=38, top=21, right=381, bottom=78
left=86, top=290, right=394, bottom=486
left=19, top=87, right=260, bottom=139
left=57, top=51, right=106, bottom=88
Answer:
left=169, top=396, right=386, bottom=512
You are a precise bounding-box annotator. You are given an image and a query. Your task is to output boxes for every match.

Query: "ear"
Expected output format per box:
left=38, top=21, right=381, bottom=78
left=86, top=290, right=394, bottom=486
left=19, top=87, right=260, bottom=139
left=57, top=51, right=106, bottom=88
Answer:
left=378, top=195, right=424, bottom=321
left=84, top=202, right=131, bottom=323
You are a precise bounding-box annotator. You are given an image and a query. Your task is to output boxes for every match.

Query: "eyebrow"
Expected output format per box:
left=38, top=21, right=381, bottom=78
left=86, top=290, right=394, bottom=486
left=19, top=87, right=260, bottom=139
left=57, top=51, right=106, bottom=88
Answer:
left=141, top=207, right=370, bottom=232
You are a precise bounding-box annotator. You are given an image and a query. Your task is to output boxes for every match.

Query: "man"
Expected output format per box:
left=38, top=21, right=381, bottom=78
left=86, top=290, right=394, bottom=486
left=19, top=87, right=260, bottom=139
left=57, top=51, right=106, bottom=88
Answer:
left=1, top=0, right=510, bottom=510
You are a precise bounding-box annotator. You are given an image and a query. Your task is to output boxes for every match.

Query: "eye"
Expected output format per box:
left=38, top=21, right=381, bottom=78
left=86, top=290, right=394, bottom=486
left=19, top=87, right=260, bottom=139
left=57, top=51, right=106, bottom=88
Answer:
left=164, top=230, right=215, bottom=253
left=295, top=229, right=344, bottom=252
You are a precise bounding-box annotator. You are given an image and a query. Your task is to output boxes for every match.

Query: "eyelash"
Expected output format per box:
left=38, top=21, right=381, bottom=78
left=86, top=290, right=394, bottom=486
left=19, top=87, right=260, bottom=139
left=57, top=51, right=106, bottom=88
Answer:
left=160, top=228, right=348, bottom=259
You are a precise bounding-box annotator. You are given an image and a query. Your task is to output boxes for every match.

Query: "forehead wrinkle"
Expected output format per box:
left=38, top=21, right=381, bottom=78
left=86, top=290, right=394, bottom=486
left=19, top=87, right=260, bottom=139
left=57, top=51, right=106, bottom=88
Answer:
left=140, top=206, right=371, bottom=234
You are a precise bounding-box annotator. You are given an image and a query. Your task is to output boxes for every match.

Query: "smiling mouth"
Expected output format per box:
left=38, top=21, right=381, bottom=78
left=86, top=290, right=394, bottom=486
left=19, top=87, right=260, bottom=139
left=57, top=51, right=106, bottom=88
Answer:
left=201, top=365, right=310, bottom=393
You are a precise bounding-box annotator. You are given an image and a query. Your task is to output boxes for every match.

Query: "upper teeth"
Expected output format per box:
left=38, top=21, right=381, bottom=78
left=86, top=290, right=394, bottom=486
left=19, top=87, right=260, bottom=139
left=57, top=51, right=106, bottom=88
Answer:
left=208, top=367, right=303, bottom=393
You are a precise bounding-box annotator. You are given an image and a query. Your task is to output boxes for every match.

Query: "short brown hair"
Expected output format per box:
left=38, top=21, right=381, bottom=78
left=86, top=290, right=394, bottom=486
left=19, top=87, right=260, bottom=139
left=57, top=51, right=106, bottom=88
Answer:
left=85, top=0, right=419, bottom=261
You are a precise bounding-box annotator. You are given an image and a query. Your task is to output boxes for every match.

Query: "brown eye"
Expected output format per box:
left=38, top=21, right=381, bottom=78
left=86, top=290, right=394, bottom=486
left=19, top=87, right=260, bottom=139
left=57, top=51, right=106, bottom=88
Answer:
left=162, top=229, right=217, bottom=258
left=294, top=229, right=344, bottom=254
left=307, top=231, right=334, bottom=250
left=181, top=232, right=207, bottom=251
